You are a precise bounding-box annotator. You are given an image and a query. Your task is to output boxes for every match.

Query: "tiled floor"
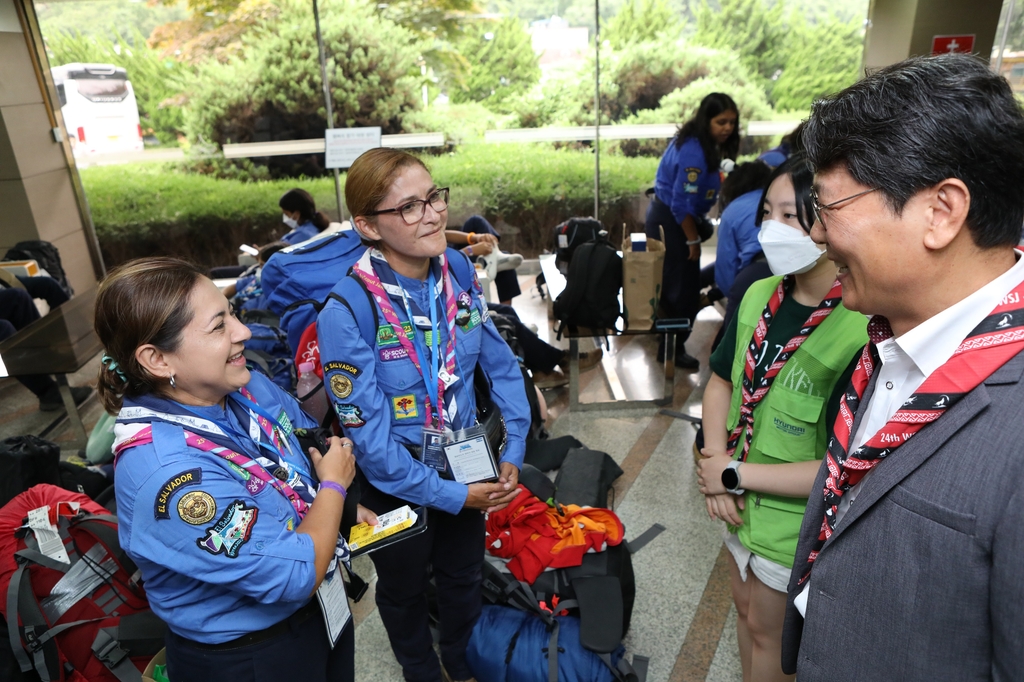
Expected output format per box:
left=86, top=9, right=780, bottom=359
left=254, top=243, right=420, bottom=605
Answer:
left=0, top=262, right=743, bottom=682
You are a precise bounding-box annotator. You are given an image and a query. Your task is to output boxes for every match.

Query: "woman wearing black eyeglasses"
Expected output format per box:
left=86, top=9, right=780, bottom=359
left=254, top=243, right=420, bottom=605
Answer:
left=316, top=148, right=530, bottom=682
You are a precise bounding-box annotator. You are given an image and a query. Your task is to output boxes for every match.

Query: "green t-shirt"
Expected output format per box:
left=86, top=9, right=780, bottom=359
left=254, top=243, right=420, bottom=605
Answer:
left=710, top=295, right=818, bottom=387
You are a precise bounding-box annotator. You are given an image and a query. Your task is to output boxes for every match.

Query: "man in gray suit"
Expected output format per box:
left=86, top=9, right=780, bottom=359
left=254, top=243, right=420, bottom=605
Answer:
left=782, top=54, right=1024, bottom=680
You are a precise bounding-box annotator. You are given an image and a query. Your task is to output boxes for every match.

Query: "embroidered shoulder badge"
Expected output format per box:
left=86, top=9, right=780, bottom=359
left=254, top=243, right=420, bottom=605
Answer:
left=336, top=403, right=366, bottom=427
left=323, top=361, right=361, bottom=377
left=178, top=491, right=217, bottom=525
left=686, top=167, right=701, bottom=183
left=330, top=374, right=353, bottom=399
left=197, top=500, right=258, bottom=558
left=392, top=394, right=418, bottom=419
left=155, top=468, right=202, bottom=519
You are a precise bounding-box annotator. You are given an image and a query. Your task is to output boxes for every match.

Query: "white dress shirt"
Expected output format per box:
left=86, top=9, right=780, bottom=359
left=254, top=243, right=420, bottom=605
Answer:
left=795, top=250, right=1024, bottom=616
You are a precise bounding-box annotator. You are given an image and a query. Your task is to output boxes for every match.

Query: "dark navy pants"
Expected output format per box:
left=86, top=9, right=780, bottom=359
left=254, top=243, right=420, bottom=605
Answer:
left=0, top=288, right=54, bottom=397
left=362, top=484, right=485, bottom=682
left=165, top=609, right=354, bottom=682
left=488, top=303, right=563, bottom=372
left=645, top=199, right=700, bottom=345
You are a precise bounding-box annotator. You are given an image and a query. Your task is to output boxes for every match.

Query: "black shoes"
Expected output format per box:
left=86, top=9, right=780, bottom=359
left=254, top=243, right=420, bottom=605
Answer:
left=675, top=352, right=699, bottom=370
left=39, top=385, right=93, bottom=412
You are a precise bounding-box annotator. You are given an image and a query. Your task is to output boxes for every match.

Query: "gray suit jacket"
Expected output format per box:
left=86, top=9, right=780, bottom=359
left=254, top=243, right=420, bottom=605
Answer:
left=782, top=349, right=1024, bottom=681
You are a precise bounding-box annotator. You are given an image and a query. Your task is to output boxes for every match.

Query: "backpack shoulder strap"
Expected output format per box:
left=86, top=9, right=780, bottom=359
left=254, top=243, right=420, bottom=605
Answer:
left=325, top=272, right=378, bottom=348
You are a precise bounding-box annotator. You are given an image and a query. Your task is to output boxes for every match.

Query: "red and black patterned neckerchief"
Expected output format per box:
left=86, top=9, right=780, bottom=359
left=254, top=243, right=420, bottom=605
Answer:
left=727, top=277, right=844, bottom=462
left=799, top=278, right=1024, bottom=586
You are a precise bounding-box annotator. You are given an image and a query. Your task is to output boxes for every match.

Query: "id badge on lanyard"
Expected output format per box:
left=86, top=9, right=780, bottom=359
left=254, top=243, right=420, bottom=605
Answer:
left=420, top=423, right=498, bottom=484
left=316, top=567, right=352, bottom=646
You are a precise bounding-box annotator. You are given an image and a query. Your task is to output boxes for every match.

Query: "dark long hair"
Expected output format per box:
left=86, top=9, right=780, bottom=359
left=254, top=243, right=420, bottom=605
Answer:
left=755, top=153, right=816, bottom=233
left=279, top=188, right=330, bottom=232
left=674, top=92, right=740, bottom=170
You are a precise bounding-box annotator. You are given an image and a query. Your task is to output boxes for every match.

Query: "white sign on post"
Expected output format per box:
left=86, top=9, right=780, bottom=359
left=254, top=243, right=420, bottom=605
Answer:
left=325, top=127, right=382, bottom=169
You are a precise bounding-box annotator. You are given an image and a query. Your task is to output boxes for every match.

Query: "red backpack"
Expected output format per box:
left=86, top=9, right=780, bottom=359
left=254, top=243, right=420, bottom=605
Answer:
left=0, top=485, right=165, bottom=682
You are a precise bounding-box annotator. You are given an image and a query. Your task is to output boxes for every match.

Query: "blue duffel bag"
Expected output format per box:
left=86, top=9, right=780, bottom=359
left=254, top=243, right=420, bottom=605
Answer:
left=467, top=605, right=628, bottom=682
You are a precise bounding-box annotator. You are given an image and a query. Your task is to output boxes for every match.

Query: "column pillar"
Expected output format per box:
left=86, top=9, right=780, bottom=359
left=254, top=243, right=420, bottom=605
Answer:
left=863, top=0, right=1005, bottom=71
left=0, top=0, right=104, bottom=292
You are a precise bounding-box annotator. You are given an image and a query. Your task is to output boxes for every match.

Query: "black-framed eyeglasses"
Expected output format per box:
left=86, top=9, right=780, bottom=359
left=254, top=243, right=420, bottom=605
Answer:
left=365, top=187, right=450, bottom=225
left=810, top=187, right=877, bottom=228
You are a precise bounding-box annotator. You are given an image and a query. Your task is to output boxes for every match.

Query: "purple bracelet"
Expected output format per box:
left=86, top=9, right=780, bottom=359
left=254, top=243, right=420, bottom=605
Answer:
left=318, top=480, right=347, bottom=498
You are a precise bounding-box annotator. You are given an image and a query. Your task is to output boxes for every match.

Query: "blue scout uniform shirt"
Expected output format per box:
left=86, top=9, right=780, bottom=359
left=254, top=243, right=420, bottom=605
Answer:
left=113, top=372, right=319, bottom=644
left=281, top=220, right=319, bottom=245
left=316, top=250, right=529, bottom=516
left=654, top=136, right=721, bottom=225
left=715, top=190, right=764, bottom=295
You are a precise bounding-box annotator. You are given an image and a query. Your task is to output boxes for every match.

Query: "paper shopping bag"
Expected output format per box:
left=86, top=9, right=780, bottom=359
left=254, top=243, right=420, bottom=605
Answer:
left=621, top=231, right=665, bottom=331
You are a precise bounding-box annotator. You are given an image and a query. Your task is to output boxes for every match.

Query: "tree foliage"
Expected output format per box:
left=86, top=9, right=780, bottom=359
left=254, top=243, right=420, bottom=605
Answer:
left=603, top=0, right=684, bottom=49
left=450, top=17, right=541, bottom=104
left=36, top=0, right=187, bottom=46
left=148, top=0, right=280, bottom=65
left=183, top=0, right=423, bottom=174
left=692, top=0, right=786, bottom=80
left=46, top=30, right=191, bottom=144
left=771, top=13, right=862, bottom=112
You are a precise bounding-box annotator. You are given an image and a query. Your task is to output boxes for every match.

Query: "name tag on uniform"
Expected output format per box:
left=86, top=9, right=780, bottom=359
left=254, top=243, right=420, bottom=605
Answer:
left=316, top=568, right=352, bottom=647
left=443, top=425, right=499, bottom=485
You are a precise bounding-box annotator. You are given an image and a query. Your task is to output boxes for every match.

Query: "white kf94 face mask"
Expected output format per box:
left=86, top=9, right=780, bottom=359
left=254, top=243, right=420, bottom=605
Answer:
left=757, top=219, right=825, bottom=276
left=283, top=215, right=299, bottom=230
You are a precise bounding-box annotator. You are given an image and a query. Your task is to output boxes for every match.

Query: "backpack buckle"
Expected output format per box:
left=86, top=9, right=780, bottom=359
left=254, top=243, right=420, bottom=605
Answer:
left=93, top=637, right=129, bottom=668
left=23, top=626, right=43, bottom=653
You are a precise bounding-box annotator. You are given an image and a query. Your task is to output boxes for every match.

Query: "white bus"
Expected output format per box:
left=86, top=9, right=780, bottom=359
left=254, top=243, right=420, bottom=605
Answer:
left=51, top=63, right=144, bottom=156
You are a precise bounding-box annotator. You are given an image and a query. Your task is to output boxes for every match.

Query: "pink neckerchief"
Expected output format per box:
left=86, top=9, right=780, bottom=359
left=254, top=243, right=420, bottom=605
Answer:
left=114, top=427, right=311, bottom=519
left=352, top=248, right=459, bottom=429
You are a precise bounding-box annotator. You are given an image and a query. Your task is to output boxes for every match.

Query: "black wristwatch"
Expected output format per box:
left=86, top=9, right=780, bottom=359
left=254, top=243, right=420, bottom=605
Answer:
left=721, top=460, right=745, bottom=495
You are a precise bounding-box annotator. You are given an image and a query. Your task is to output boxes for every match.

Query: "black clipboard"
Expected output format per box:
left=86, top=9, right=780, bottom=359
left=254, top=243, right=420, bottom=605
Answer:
left=349, top=504, right=428, bottom=557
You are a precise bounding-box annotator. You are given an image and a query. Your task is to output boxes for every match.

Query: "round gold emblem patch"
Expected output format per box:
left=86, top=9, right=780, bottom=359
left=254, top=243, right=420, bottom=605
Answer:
left=330, top=374, right=353, bottom=399
left=177, top=491, right=216, bottom=525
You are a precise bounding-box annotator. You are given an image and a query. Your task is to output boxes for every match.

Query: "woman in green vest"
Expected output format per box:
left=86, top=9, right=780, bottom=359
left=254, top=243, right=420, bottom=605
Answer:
left=697, top=154, right=867, bottom=682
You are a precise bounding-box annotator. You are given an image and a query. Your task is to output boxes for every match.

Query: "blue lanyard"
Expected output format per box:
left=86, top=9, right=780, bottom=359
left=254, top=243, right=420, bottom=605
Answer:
left=397, top=273, right=443, bottom=416
left=178, top=395, right=287, bottom=462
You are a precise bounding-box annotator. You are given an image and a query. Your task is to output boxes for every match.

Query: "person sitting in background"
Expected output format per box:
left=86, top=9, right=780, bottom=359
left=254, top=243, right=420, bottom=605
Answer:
left=221, top=241, right=289, bottom=312
left=451, top=216, right=524, bottom=306
left=713, top=161, right=774, bottom=302
left=280, top=188, right=332, bottom=245
left=0, top=286, right=91, bottom=411
left=757, top=121, right=806, bottom=170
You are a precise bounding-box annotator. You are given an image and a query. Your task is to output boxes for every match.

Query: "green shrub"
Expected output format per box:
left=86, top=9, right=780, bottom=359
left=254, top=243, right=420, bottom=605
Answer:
left=401, top=102, right=510, bottom=145
left=82, top=144, right=660, bottom=265
left=449, top=17, right=541, bottom=107
left=771, top=13, right=862, bottom=112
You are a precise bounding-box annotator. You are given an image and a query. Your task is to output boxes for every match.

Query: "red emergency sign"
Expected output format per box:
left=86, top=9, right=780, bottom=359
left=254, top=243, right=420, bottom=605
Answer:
left=932, top=35, right=975, bottom=55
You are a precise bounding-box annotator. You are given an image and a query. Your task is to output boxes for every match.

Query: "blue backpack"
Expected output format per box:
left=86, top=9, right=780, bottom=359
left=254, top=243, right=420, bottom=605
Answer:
left=261, top=231, right=366, bottom=353
left=243, top=323, right=295, bottom=392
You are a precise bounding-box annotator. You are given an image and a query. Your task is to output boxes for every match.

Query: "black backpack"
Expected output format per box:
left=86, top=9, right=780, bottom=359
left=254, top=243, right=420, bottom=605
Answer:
left=4, top=241, right=73, bottom=298
left=553, top=233, right=623, bottom=337
left=553, top=217, right=603, bottom=274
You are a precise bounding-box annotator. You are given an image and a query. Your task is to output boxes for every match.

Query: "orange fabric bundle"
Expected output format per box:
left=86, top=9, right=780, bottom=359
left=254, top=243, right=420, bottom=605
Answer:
left=485, top=485, right=624, bottom=583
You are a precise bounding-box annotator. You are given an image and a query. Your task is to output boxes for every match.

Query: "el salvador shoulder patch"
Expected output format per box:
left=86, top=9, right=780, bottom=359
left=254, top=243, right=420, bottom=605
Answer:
left=155, top=468, right=202, bottom=519
left=197, top=500, right=258, bottom=558
left=336, top=403, right=366, bottom=427
left=323, top=361, right=361, bottom=377
left=686, top=167, right=701, bottom=183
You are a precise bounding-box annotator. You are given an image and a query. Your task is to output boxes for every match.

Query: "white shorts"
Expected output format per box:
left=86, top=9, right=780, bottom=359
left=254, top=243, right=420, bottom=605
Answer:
left=723, top=531, right=791, bottom=593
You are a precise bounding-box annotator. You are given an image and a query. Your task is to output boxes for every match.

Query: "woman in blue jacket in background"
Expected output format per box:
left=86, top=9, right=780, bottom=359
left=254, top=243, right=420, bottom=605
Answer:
left=317, top=148, right=529, bottom=682
left=646, top=92, right=740, bottom=369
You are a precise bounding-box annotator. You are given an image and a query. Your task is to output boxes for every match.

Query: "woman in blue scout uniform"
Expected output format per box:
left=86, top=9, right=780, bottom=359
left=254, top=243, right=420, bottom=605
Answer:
left=646, top=92, right=740, bottom=369
left=695, top=156, right=867, bottom=682
left=280, top=187, right=331, bottom=245
left=94, top=258, right=362, bottom=682
left=317, top=148, right=529, bottom=682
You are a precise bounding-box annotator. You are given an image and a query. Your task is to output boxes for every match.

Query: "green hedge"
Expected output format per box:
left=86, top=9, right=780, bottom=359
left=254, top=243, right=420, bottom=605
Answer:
left=83, top=144, right=661, bottom=268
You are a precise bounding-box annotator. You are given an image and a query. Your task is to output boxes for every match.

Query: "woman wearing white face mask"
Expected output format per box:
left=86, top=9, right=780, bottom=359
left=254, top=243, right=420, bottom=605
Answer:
left=279, top=188, right=331, bottom=245
left=696, top=155, right=867, bottom=682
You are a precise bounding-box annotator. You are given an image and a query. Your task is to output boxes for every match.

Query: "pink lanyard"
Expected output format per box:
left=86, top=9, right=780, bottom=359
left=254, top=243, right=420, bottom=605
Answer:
left=114, top=427, right=311, bottom=519
left=352, top=249, right=459, bottom=429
